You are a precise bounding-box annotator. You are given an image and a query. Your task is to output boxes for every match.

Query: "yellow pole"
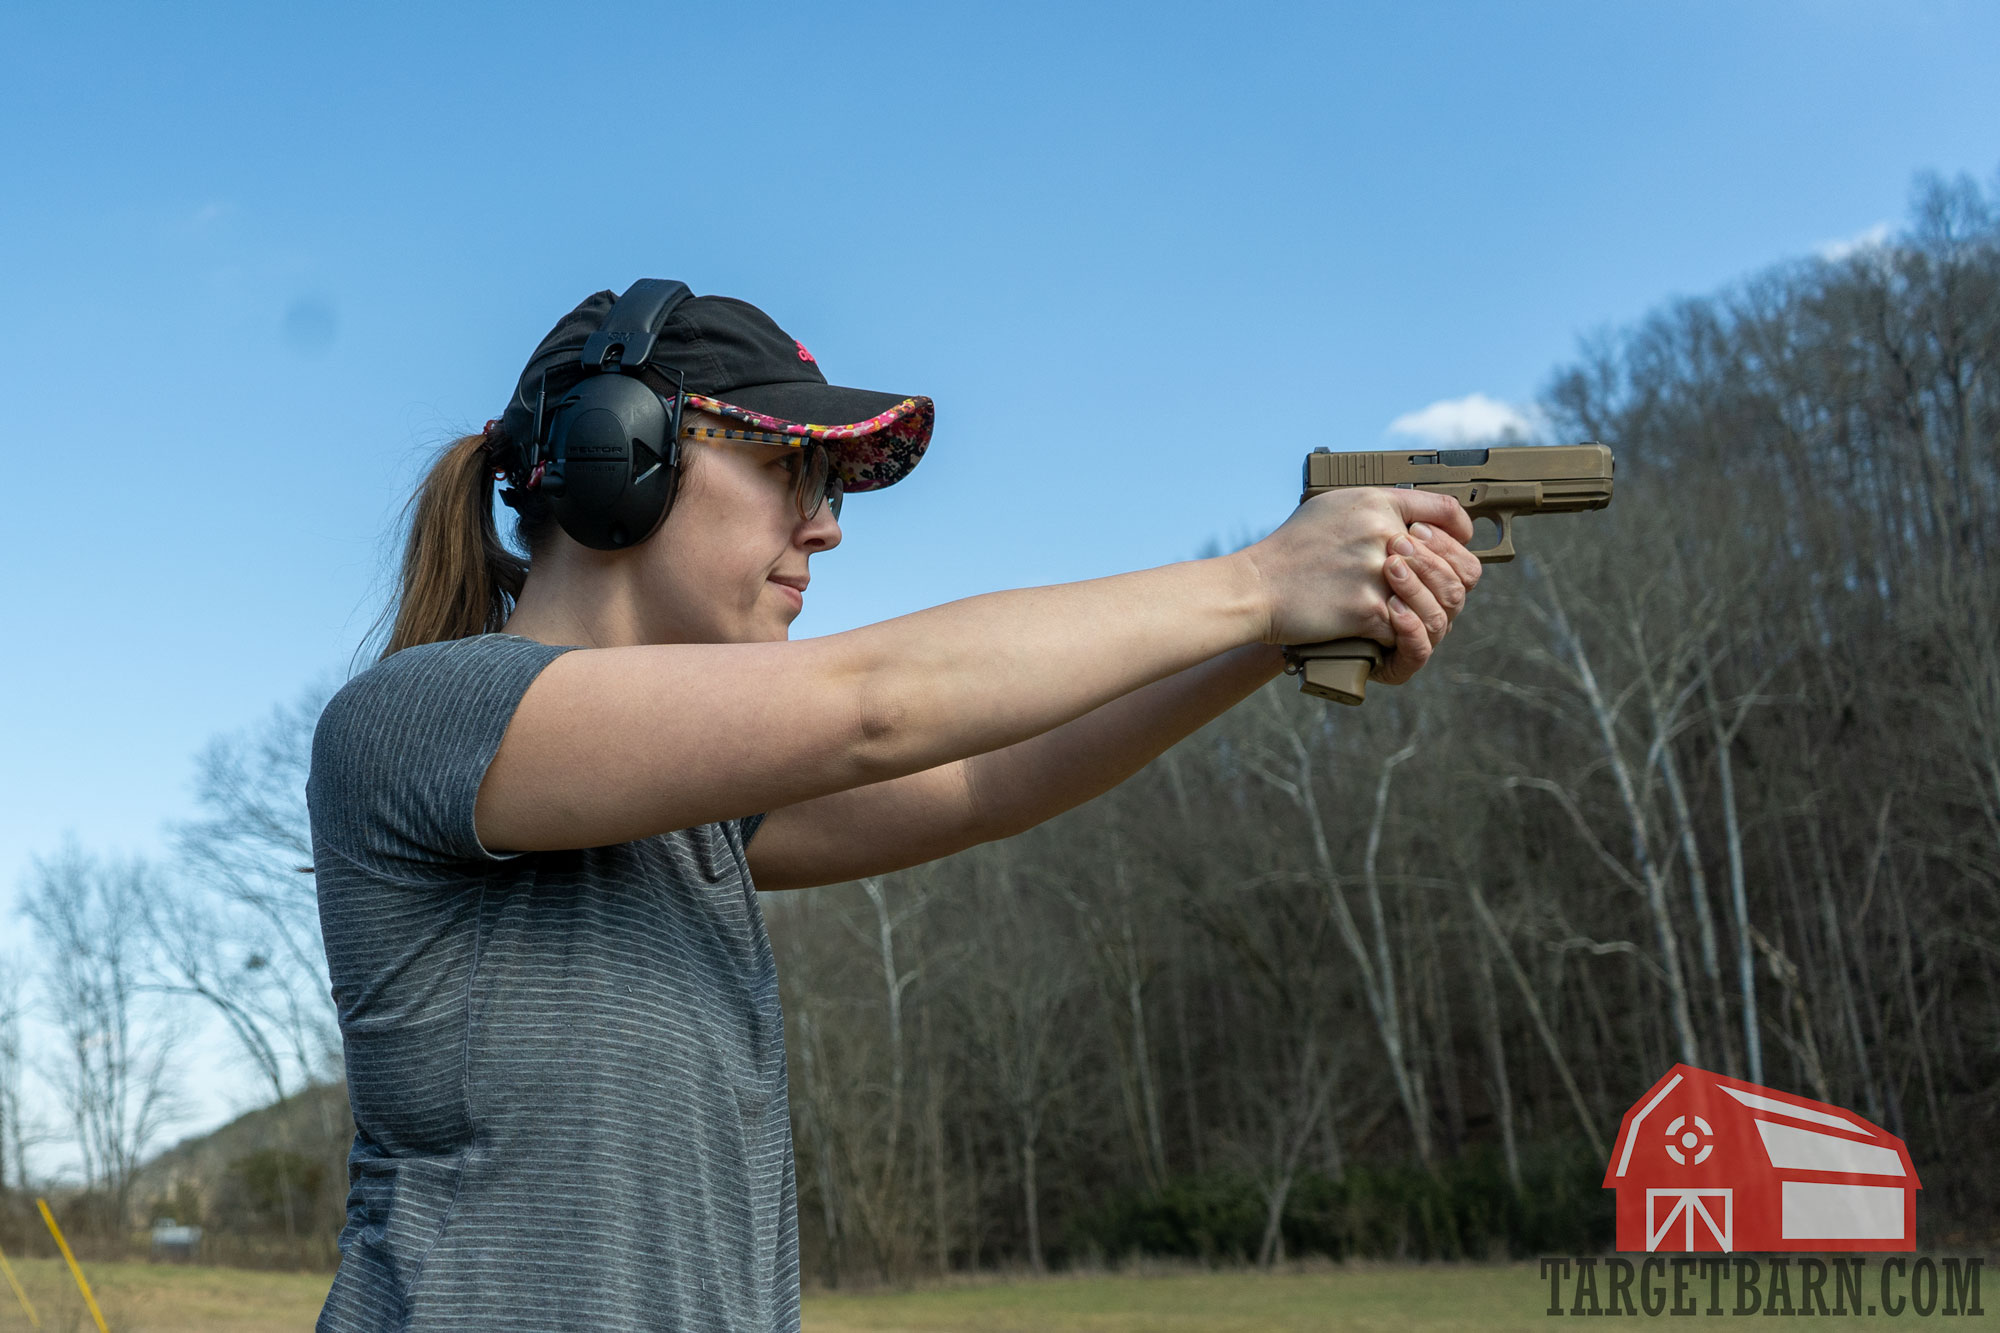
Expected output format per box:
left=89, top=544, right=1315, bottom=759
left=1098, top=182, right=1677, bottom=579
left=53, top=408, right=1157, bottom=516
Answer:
left=35, top=1199, right=108, bottom=1333
left=0, top=1239, right=40, bottom=1327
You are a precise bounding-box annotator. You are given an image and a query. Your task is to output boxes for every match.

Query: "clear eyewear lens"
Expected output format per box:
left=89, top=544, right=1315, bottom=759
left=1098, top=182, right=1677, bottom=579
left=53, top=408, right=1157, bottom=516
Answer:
left=797, top=445, right=843, bottom=522
left=677, top=427, right=843, bottom=521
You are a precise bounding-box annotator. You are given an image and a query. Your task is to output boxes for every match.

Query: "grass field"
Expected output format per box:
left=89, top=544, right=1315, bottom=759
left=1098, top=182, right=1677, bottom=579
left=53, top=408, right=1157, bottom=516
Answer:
left=0, top=1256, right=331, bottom=1333
left=0, top=1256, right=1987, bottom=1331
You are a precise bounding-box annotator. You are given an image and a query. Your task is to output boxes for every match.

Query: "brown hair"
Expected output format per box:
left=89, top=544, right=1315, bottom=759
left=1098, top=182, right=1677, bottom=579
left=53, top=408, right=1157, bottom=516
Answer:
left=377, top=432, right=546, bottom=660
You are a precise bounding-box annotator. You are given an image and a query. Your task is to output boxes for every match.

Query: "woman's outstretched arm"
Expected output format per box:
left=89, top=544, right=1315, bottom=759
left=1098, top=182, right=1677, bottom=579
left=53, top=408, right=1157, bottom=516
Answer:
left=742, top=641, right=1281, bottom=890
left=743, top=516, right=1483, bottom=890
left=476, top=488, right=1473, bottom=854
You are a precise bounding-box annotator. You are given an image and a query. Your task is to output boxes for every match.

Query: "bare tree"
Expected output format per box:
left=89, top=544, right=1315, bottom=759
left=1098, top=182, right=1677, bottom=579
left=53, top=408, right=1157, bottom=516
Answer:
left=949, top=853, right=1083, bottom=1275
left=1243, top=700, right=1438, bottom=1170
left=0, top=965, right=39, bottom=1193
left=22, top=844, right=183, bottom=1227
left=1055, top=815, right=1169, bottom=1196
left=166, top=686, right=339, bottom=1097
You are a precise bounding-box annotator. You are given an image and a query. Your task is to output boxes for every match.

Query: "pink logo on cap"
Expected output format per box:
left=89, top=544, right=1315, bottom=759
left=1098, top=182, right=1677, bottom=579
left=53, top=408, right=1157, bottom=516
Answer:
left=795, top=341, right=816, bottom=363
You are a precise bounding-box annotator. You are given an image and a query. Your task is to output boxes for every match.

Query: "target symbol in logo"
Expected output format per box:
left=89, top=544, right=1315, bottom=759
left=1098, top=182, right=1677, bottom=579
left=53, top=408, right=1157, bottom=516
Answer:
left=1664, top=1114, right=1715, bottom=1165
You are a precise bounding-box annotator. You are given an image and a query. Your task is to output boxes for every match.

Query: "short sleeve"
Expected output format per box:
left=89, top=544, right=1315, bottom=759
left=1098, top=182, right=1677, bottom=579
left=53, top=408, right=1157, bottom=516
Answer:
left=308, top=634, right=573, bottom=881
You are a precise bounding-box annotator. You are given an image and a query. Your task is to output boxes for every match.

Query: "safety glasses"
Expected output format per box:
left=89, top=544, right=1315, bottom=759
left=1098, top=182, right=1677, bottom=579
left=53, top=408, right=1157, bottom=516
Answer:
left=680, top=426, right=845, bottom=522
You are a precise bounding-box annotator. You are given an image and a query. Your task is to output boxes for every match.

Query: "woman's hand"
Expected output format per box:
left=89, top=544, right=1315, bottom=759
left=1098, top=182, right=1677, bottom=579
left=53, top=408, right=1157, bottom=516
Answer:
left=1239, top=487, right=1483, bottom=684
left=1371, top=513, right=1483, bottom=684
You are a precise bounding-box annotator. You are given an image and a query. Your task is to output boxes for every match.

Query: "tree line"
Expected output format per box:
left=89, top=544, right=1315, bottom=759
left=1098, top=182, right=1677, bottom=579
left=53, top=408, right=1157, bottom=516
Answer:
left=2, top=169, right=1994, bottom=1277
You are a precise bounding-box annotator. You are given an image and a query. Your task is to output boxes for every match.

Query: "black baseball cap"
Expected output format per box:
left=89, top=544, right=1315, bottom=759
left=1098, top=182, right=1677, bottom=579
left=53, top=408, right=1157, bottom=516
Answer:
left=501, top=288, right=933, bottom=492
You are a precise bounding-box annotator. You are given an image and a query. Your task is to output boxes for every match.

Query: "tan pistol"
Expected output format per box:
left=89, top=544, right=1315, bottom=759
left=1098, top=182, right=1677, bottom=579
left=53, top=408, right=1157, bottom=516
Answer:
left=1282, top=442, right=1615, bottom=705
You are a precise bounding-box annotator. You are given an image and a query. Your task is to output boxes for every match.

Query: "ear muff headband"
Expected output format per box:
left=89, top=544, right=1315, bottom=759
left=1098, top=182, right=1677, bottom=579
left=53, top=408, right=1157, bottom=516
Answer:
left=515, top=279, right=694, bottom=552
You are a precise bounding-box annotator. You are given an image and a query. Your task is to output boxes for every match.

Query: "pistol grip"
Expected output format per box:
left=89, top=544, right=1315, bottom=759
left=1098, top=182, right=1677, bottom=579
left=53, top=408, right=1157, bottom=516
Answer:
left=1282, top=637, right=1384, bottom=706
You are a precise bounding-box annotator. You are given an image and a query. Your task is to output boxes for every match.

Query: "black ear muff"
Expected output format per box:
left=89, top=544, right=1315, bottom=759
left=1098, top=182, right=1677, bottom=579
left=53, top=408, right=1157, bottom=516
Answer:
left=544, top=373, right=679, bottom=551
left=515, top=279, right=694, bottom=551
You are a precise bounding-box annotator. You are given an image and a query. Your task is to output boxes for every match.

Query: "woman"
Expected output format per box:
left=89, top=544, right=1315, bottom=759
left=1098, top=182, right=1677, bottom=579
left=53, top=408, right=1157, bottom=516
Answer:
left=307, top=283, right=1480, bottom=1333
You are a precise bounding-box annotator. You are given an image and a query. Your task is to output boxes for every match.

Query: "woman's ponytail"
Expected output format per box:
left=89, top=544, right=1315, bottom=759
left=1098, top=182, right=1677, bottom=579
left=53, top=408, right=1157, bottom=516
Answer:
left=378, top=432, right=530, bottom=660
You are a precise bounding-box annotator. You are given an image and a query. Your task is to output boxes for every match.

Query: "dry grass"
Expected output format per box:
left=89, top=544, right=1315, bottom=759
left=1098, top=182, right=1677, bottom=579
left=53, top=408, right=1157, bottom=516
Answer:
left=0, top=1256, right=1984, bottom=1331
left=0, top=1256, right=331, bottom=1333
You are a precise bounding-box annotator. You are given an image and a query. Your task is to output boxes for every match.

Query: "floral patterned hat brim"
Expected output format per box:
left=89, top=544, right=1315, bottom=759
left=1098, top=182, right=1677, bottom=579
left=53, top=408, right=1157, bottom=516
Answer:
left=684, top=393, right=934, bottom=493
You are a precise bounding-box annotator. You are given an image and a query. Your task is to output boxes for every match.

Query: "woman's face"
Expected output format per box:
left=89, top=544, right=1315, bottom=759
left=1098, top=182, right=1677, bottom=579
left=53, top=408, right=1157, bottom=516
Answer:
left=631, top=411, right=843, bottom=644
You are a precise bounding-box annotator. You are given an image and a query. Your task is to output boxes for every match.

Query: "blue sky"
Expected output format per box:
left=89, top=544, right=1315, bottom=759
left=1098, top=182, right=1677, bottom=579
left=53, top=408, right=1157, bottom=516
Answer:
left=2, top=1, right=1997, bottom=1154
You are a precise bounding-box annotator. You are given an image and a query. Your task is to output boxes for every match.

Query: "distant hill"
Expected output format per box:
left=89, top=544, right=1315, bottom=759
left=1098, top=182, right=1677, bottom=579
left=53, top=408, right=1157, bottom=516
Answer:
left=134, top=1081, right=353, bottom=1238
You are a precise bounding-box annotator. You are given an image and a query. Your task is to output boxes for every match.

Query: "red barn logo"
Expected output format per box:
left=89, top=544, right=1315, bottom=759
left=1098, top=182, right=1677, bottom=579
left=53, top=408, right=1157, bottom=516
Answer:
left=1604, top=1065, right=1918, bottom=1252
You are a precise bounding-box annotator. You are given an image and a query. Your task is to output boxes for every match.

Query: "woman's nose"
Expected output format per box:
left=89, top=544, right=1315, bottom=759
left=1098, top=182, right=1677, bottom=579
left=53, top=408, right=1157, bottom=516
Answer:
left=799, top=503, right=841, bottom=553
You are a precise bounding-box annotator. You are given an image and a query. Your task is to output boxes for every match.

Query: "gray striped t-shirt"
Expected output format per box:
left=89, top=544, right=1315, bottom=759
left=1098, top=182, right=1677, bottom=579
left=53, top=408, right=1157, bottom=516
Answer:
left=307, top=633, right=798, bottom=1333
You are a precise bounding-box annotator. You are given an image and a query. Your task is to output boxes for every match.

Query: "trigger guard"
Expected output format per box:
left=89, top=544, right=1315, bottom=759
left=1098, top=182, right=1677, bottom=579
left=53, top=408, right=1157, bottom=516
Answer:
left=1465, top=509, right=1516, bottom=560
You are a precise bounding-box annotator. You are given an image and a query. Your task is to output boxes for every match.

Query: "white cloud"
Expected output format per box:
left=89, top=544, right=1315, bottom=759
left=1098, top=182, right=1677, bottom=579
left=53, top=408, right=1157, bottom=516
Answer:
left=1816, top=222, right=1890, bottom=263
left=1387, top=392, right=1536, bottom=446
